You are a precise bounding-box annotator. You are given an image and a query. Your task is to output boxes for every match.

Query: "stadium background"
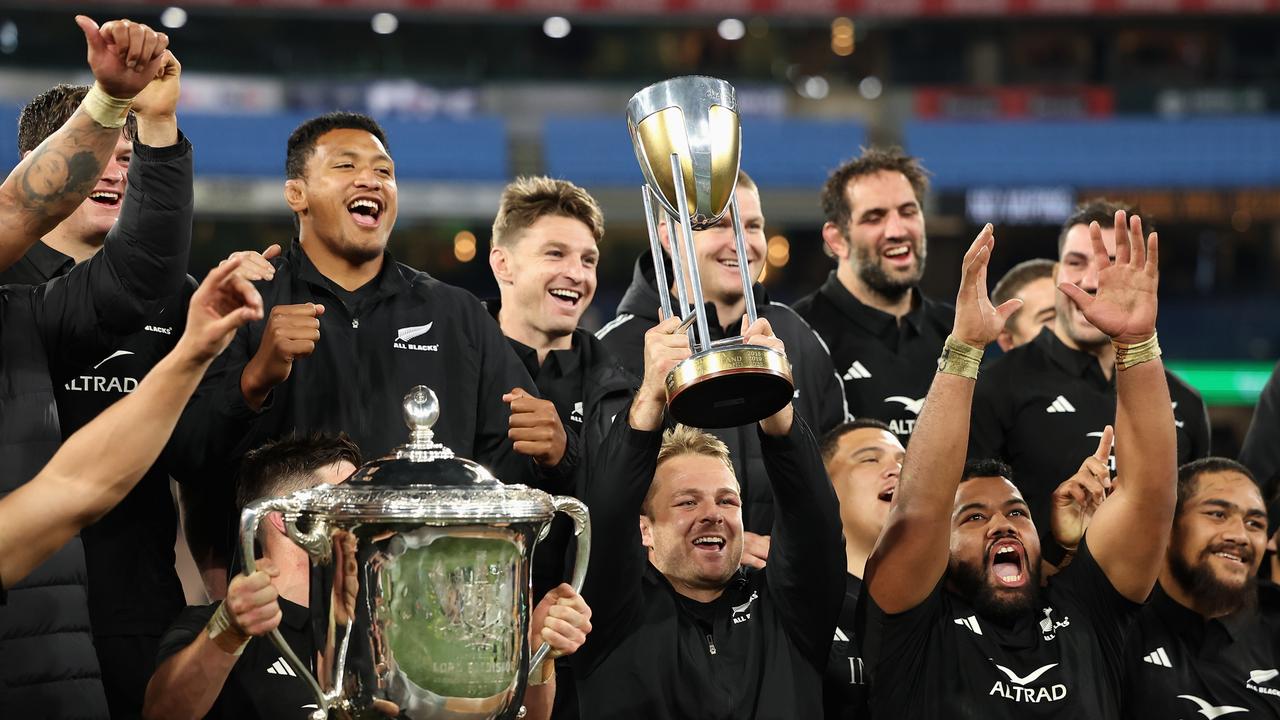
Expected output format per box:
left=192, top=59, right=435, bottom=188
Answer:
left=1, top=0, right=1276, bottom=456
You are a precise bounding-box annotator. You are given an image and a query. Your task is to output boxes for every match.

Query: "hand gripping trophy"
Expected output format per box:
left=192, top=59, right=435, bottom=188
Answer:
left=626, top=76, right=795, bottom=428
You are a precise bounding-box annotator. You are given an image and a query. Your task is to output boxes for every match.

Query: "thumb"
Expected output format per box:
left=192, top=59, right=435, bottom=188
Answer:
left=994, top=298, right=1024, bottom=324
left=76, top=15, right=105, bottom=52
left=1057, top=282, right=1093, bottom=313
left=263, top=243, right=283, bottom=260
left=311, top=303, right=326, bottom=317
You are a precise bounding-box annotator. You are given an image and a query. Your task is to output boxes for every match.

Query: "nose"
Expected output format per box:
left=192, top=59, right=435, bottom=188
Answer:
left=884, top=210, right=909, bottom=241
left=1221, top=516, right=1250, bottom=545
left=987, top=513, right=1018, bottom=539
left=885, top=461, right=901, bottom=481
left=1082, top=263, right=1100, bottom=291
left=354, top=167, right=383, bottom=189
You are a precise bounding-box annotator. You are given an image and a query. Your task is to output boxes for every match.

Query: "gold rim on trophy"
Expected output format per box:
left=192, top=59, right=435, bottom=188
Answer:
left=666, top=345, right=794, bottom=429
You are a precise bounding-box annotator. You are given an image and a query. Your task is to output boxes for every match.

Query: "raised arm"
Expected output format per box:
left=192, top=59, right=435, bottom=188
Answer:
left=865, top=225, right=1021, bottom=614
left=1058, top=211, right=1176, bottom=602
left=0, top=16, right=169, bottom=270
left=0, top=258, right=262, bottom=588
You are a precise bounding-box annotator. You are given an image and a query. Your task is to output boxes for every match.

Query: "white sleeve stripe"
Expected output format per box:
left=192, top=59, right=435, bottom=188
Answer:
left=595, top=313, right=635, bottom=339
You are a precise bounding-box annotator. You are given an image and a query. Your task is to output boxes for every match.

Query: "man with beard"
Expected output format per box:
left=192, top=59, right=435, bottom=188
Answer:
left=862, top=213, right=1177, bottom=719
left=792, top=147, right=952, bottom=443
left=969, top=199, right=1209, bottom=562
left=170, top=112, right=560, bottom=596
left=819, top=418, right=902, bottom=719
left=1116, top=457, right=1280, bottom=717
left=574, top=315, right=844, bottom=719
left=598, top=170, right=844, bottom=561
left=991, top=258, right=1056, bottom=352
left=485, top=176, right=634, bottom=719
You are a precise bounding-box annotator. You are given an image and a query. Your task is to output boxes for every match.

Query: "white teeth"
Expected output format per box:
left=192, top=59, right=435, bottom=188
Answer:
left=89, top=191, right=119, bottom=202
left=719, top=259, right=739, bottom=267
left=884, top=246, right=909, bottom=257
left=549, top=289, right=581, bottom=301
left=999, top=573, right=1023, bottom=583
left=348, top=199, right=380, bottom=214
left=1215, top=552, right=1243, bottom=563
left=693, top=537, right=723, bottom=546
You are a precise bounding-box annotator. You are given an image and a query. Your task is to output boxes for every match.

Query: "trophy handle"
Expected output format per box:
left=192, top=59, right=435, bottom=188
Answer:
left=239, top=499, right=332, bottom=720
left=528, top=496, right=591, bottom=674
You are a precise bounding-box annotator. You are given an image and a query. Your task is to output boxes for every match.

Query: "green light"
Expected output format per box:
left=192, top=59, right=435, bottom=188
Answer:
left=1165, top=361, right=1274, bottom=406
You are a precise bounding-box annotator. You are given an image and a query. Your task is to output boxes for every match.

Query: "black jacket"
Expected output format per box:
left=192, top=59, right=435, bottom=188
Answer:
left=573, top=407, right=845, bottom=719
left=0, top=136, right=193, bottom=719
left=1241, top=361, right=1280, bottom=532
left=596, top=252, right=846, bottom=533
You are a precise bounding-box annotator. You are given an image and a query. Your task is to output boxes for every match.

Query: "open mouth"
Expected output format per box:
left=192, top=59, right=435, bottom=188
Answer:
left=883, top=244, right=913, bottom=264
left=989, top=541, right=1027, bottom=587
left=1210, top=546, right=1251, bottom=566
left=692, top=535, right=726, bottom=553
left=877, top=485, right=895, bottom=503
left=548, top=288, right=582, bottom=309
left=347, top=197, right=383, bottom=228
left=88, top=190, right=121, bottom=207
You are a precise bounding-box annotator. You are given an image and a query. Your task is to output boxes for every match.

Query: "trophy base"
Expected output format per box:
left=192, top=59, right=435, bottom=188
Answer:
left=665, top=345, right=794, bottom=429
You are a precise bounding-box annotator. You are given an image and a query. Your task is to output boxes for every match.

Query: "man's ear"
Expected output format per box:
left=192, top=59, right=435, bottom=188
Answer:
left=996, top=329, right=1014, bottom=352
left=284, top=179, right=307, bottom=215
left=639, top=515, right=654, bottom=550
left=822, top=222, right=850, bottom=261
left=489, top=244, right=512, bottom=285
left=267, top=511, right=286, bottom=535
left=657, top=220, right=673, bottom=257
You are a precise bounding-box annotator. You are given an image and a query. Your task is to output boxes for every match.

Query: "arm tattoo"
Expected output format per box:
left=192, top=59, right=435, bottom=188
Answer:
left=2, top=110, right=117, bottom=236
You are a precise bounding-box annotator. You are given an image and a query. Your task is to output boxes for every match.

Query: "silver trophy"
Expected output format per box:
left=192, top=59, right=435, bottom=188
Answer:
left=627, top=76, right=794, bottom=429
left=239, top=386, right=590, bottom=720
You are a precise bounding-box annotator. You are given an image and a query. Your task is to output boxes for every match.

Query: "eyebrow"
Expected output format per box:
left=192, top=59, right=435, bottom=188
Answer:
left=1201, top=498, right=1268, bottom=517
left=953, top=497, right=1026, bottom=520
left=333, top=149, right=394, bottom=164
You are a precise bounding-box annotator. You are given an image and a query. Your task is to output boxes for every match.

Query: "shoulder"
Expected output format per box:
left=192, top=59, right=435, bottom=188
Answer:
left=596, top=313, right=645, bottom=343
left=920, top=295, right=956, bottom=327
left=790, top=290, right=820, bottom=317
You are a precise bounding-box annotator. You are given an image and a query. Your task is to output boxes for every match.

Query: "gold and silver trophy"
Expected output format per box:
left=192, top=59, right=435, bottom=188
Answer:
left=239, top=386, right=590, bottom=720
left=626, top=76, right=794, bottom=428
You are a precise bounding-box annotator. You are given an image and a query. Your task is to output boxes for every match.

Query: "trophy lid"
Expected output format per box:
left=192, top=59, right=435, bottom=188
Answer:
left=281, top=386, right=556, bottom=523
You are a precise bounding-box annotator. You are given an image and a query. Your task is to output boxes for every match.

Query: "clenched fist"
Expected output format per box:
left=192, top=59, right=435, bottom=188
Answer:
left=505, top=388, right=567, bottom=468
left=241, top=303, right=325, bottom=410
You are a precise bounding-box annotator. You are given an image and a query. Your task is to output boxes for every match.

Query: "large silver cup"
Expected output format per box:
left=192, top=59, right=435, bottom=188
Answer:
left=239, top=386, right=590, bottom=720
left=627, top=76, right=794, bottom=429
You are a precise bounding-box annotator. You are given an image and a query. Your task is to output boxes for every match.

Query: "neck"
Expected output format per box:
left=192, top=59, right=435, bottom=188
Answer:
left=671, top=578, right=726, bottom=603
left=846, top=533, right=872, bottom=580
left=299, top=233, right=382, bottom=291
left=264, top=539, right=312, bottom=608
left=497, top=304, right=572, bottom=365
left=836, top=262, right=913, bottom=319
left=42, top=229, right=102, bottom=264
left=1052, top=322, right=1116, bottom=380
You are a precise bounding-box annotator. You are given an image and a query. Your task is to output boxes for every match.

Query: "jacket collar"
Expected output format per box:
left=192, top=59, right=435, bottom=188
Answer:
left=286, top=239, right=407, bottom=302
left=22, top=241, right=76, bottom=282
left=816, top=270, right=927, bottom=336
left=1033, top=326, right=1101, bottom=380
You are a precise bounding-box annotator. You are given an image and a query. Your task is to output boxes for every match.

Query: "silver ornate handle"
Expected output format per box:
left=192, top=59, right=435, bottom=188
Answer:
left=528, top=496, right=591, bottom=674
left=239, top=499, right=333, bottom=720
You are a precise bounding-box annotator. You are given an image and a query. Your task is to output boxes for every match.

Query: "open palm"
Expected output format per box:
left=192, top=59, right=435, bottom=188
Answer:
left=1059, top=211, right=1158, bottom=345
left=952, top=224, right=1021, bottom=348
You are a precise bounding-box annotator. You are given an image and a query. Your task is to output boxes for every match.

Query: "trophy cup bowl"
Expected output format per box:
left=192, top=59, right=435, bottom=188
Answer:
left=239, top=386, right=590, bottom=720
left=627, top=76, right=794, bottom=429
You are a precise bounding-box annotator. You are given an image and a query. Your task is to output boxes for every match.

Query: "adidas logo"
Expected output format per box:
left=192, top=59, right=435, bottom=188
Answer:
left=843, top=361, right=872, bottom=380
left=1143, top=647, right=1173, bottom=668
left=954, top=615, right=983, bottom=635
left=1046, top=395, right=1076, bottom=413
left=267, top=657, right=297, bottom=677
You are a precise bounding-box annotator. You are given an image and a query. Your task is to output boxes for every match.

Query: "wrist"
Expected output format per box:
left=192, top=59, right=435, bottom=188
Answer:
left=80, top=83, right=133, bottom=129
left=937, top=335, right=984, bottom=380
left=134, top=114, right=179, bottom=148
left=206, top=602, right=250, bottom=656
left=1112, top=332, right=1160, bottom=371
left=527, top=658, right=556, bottom=687
left=240, top=362, right=274, bottom=410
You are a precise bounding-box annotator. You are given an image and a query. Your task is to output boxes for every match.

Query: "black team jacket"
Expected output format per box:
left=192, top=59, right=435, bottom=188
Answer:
left=0, top=136, right=193, bottom=719
left=596, top=252, right=846, bottom=534
left=168, top=243, right=549, bottom=565
left=572, top=404, right=845, bottom=719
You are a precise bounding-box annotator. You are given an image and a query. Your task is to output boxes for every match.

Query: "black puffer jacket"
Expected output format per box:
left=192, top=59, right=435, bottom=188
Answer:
left=0, top=136, right=193, bottom=719
left=596, top=252, right=846, bottom=533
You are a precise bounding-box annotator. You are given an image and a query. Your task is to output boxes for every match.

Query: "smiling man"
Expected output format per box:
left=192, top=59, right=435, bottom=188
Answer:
left=576, top=315, right=843, bottom=719
left=792, top=147, right=954, bottom=443
left=970, top=199, right=1209, bottom=563
left=862, top=213, right=1177, bottom=719
left=598, top=170, right=844, bottom=556
left=1120, top=457, right=1280, bottom=718
left=171, top=112, right=555, bottom=595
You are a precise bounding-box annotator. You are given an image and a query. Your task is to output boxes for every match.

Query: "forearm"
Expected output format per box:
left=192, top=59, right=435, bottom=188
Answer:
left=143, top=633, right=238, bottom=720
left=135, top=112, right=178, bottom=148
left=1115, top=358, right=1176, bottom=511
left=0, top=109, right=121, bottom=269
left=521, top=679, right=554, bottom=720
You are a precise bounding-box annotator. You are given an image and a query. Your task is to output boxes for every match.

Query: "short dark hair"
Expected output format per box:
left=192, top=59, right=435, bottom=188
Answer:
left=1176, top=457, right=1259, bottom=515
left=18, top=84, right=136, bottom=153
left=821, top=146, right=930, bottom=231
left=820, top=418, right=894, bottom=463
left=492, top=176, right=605, bottom=247
left=236, top=433, right=362, bottom=510
left=285, top=111, right=389, bottom=180
left=961, top=458, right=1014, bottom=484
left=992, top=258, right=1057, bottom=311
left=1057, top=198, right=1155, bottom=255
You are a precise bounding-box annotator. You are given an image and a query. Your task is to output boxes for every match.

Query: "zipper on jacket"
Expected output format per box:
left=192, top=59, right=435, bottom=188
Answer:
left=706, top=634, right=717, bottom=655
left=352, top=318, right=359, bottom=329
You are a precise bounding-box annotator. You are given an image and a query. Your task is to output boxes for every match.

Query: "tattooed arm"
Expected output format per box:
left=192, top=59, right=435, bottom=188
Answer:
left=0, top=15, right=171, bottom=271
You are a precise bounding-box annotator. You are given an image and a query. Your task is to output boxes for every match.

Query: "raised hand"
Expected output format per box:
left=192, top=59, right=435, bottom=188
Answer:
left=1058, top=210, right=1159, bottom=345
left=630, top=313, right=692, bottom=431
left=740, top=316, right=793, bottom=436
left=176, top=256, right=264, bottom=366
left=952, top=224, right=1023, bottom=348
left=1050, top=425, right=1113, bottom=553
left=76, top=16, right=170, bottom=99
left=130, top=50, right=181, bottom=120
left=220, top=243, right=282, bottom=284
left=241, top=303, right=325, bottom=410
left=741, top=531, right=771, bottom=569
left=225, top=558, right=283, bottom=638
left=530, top=583, right=592, bottom=660
left=504, top=388, right=568, bottom=468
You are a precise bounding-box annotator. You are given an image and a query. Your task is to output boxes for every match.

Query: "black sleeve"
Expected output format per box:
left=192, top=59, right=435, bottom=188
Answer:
left=1188, top=391, right=1212, bottom=461
left=35, top=135, right=193, bottom=356
left=156, top=602, right=219, bottom=666
left=968, top=368, right=1008, bottom=463
left=1241, top=362, right=1280, bottom=492
left=1051, top=536, right=1142, bottom=685
left=792, top=313, right=849, bottom=434
left=762, top=417, right=846, bottom=667
left=860, top=580, right=946, bottom=689
left=572, top=405, right=663, bottom=676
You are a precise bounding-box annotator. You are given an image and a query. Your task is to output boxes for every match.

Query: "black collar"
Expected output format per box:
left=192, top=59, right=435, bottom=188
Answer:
left=1033, top=327, right=1102, bottom=381
left=1150, top=582, right=1244, bottom=644
left=287, top=239, right=407, bottom=302
left=23, top=241, right=76, bottom=282
left=816, top=270, right=926, bottom=336
left=484, top=296, right=584, bottom=376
